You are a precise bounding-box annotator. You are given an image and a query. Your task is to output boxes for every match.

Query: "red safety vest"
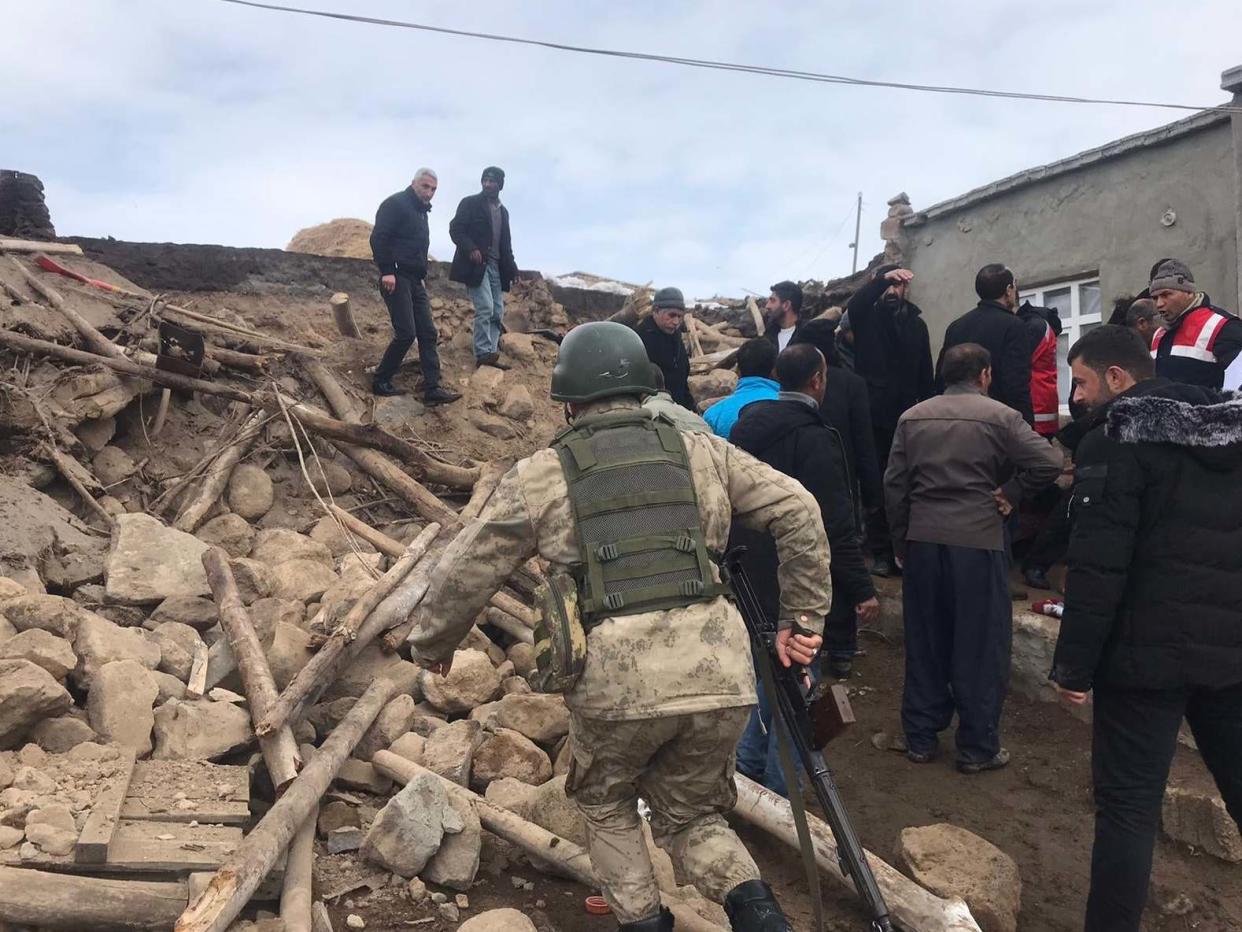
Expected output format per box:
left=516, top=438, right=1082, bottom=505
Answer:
left=1030, top=321, right=1059, bottom=436
left=1150, top=304, right=1234, bottom=389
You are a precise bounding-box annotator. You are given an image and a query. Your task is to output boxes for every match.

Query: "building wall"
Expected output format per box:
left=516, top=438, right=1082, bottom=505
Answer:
left=900, top=121, right=1238, bottom=353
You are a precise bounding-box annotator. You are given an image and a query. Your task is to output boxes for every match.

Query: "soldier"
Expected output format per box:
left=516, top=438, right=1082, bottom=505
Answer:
left=408, top=321, right=832, bottom=931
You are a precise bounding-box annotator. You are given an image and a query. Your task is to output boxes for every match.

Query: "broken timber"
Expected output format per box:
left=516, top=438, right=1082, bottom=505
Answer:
left=0, top=866, right=186, bottom=931
left=0, top=237, right=84, bottom=255
left=174, top=408, right=264, bottom=533
left=75, top=751, right=138, bottom=865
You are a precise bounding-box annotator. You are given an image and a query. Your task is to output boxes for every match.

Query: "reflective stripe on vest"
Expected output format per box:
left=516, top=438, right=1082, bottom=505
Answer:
left=1151, top=306, right=1229, bottom=362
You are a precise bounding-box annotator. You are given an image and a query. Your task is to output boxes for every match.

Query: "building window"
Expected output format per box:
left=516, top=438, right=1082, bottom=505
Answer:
left=1020, top=276, right=1102, bottom=413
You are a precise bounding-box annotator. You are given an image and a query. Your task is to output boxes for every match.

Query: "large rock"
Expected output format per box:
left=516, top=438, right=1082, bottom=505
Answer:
left=73, top=615, right=160, bottom=688
left=92, top=446, right=137, bottom=486
left=524, top=775, right=587, bottom=847
left=421, top=650, right=502, bottom=715
left=422, top=792, right=482, bottom=891
left=87, top=660, right=157, bottom=756
left=323, top=644, right=419, bottom=701
left=31, top=716, right=97, bottom=753
left=458, top=909, right=538, bottom=932
left=0, top=630, right=76, bottom=682
left=896, top=823, right=1021, bottom=932
left=470, top=693, right=569, bottom=747
left=0, top=615, right=15, bottom=647
left=688, top=370, right=738, bottom=407
left=247, top=598, right=304, bottom=637
left=361, top=770, right=464, bottom=878
left=498, top=385, right=535, bottom=422
left=105, top=514, right=211, bottom=605
left=471, top=728, right=552, bottom=790
left=308, top=460, right=353, bottom=497
left=388, top=732, right=426, bottom=764
left=0, top=659, right=72, bottom=749
left=0, top=594, right=95, bottom=639
left=422, top=720, right=484, bottom=787
left=499, top=332, right=537, bottom=363
left=271, top=559, right=338, bottom=603
left=308, top=515, right=376, bottom=559
left=41, top=546, right=106, bottom=592
left=146, top=596, right=218, bottom=632
left=152, top=699, right=253, bottom=760
left=227, top=558, right=275, bottom=604
left=25, top=804, right=76, bottom=856
left=150, top=622, right=205, bottom=681
left=483, top=777, right=538, bottom=817
left=74, top=416, right=116, bottom=453
left=195, top=513, right=256, bottom=558
left=265, top=622, right=314, bottom=690
left=354, top=695, right=418, bottom=762
left=1163, top=786, right=1242, bottom=862
left=226, top=464, right=274, bottom=521
left=250, top=529, right=333, bottom=568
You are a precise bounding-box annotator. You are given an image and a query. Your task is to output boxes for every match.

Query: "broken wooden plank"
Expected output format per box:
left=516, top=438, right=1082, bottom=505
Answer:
left=13, top=821, right=242, bottom=875
left=0, top=865, right=186, bottom=931
left=75, top=750, right=137, bottom=864
left=0, top=238, right=84, bottom=255
left=119, top=761, right=249, bottom=826
left=185, top=641, right=209, bottom=700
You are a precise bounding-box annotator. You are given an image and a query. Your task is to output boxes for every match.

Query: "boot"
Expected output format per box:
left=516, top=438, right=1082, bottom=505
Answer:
left=371, top=380, right=404, bottom=397
left=724, top=879, right=793, bottom=932
left=424, top=385, right=462, bottom=406
left=619, top=906, right=674, bottom=930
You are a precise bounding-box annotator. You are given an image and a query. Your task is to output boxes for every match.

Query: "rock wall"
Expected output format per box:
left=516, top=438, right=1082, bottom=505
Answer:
left=0, top=171, right=56, bottom=240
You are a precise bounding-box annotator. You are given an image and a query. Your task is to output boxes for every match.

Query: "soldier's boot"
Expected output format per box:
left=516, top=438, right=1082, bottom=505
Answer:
left=619, top=906, right=674, bottom=930
left=724, top=879, right=794, bottom=932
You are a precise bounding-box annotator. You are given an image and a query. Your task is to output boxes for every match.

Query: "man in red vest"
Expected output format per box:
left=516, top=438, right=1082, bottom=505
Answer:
left=1148, top=259, right=1242, bottom=389
left=1018, top=301, right=1062, bottom=438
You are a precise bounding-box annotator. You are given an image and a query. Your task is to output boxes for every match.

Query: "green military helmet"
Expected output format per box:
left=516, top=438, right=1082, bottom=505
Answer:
left=550, top=321, right=657, bottom=403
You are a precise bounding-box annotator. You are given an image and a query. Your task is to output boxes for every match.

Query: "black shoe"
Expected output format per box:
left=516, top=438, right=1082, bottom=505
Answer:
left=1023, top=566, right=1052, bottom=590
left=371, top=380, right=404, bottom=397
left=476, top=352, right=511, bottom=371
left=724, top=879, right=793, bottom=932
left=620, top=907, right=674, bottom=931
left=870, top=555, right=898, bottom=578
left=906, top=746, right=939, bottom=764
left=957, top=748, right=1011, bottom=774
left=826, top=657, right=852, bottom=679
left=423, top=386, right=462, bottom=406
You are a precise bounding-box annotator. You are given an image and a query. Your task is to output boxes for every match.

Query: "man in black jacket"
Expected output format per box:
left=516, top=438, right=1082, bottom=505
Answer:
left=449, top=166, right=519, bottom=370
left=369, top=169, right=461, bottom=404
left=1051, top=325, right=1242, bottom=932
left=844, top=265, right=935, bottom=577
left=937, top=264, right=1034, bottom=424
left=731, top=343, right=878, bottom=794
left=762, top=280, right=804, bottom=352
left=636, top=287, right=695, bottom=411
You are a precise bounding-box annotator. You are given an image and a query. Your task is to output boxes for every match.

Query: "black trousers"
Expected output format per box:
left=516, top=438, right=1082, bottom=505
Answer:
left=1023, top=486, right=1072, bottom=571
left=1085, top=681, right=1242, bottom=932
left=866, top=423, right=895, bottom=557
left=901, top=541, right=1011, bottom=762
left=375, top=274, right=441, bottom=387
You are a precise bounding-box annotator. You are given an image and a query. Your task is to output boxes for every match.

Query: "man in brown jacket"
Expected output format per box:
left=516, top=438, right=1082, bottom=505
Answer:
left=885, top=343, right=1060, bottom=772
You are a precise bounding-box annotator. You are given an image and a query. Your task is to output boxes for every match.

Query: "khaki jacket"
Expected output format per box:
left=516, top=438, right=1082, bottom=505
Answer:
left=409, top=398, right=831, bottom=721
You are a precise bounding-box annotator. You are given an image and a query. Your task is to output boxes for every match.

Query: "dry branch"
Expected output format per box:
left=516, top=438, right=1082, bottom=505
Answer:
left=0, top=866, right=186, bottom=931
left=174, top=409, right=263, bottom=533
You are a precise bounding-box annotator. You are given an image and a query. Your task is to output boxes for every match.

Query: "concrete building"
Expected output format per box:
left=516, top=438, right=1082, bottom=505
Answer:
left=895, top=66, right=1242, bottom=404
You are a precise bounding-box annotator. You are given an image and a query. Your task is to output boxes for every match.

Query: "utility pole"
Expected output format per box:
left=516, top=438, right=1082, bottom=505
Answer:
left=848, top=192, right=862, bottom=274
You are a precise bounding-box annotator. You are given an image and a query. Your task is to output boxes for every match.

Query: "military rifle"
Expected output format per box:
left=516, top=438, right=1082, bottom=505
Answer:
left=724, top=547, right=894, bottom=932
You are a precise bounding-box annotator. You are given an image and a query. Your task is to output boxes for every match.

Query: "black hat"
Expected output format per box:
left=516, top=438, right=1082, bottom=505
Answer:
left=652, top=287, right=686, bottom=310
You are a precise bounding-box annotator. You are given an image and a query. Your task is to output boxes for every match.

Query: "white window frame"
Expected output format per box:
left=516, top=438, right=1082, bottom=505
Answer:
left=1020, top=274, right=1102, bottom=415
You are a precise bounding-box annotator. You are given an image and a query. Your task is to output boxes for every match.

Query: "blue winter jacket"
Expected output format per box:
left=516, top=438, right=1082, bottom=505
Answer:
left=703, top=377, right=780, bottom=440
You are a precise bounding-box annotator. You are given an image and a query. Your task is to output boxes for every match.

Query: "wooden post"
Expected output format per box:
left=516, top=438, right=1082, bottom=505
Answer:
left=174, top=678, right=398, bottom=932
left=311, top=902, right=334, bottom=932
left=0, top=866, right=188, bottom=931
left=202, top=548, right=302, bottom=792
left=0, top=238, right=84, bottom=255
left=174, top=409, right=263, bottom=533
left=186, top=641, right=210, bottom=700
left=74, top=751, right=137, bottom=864
left=255, top=524, right=439, bottom=738
left=746, top=296, right=765, bottom=338
left=371, top=752, right=726, bottom=932
left=731, top=775, right=982, bottom=932
left=280, top=746, right=317, bottom=932
left=329, top=293, right=360, bottom=339
left=684, top=313, right=705, bottom=358
left=43, top=443, right=115, bottom=531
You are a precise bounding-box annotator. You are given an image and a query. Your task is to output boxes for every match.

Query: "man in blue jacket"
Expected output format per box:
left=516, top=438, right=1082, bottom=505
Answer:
left=703, top=339, right=779, bottom=439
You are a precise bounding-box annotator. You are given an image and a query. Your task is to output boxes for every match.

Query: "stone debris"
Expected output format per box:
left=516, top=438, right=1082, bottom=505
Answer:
left=0, top=658, right=73, bottom=749
left=421, top=719, right=484, bottom=788
left=896, top=823, right=1022, bottom=932
left=361, top=770, right=463, bottom=878
left=105, top=514, right=211, bottom=604
left=152, top=698, right=254, bottom=760
left=227, top=463, right=275, bottom=520
left=336, top=759, right=392, bottom=795
left=469, top=692, right=570, bottom=747
left=0, top=629, right=77, bottom=682
left=421, top=792, right=482, bottom=891
left=459, top=908, right=538, bottom=932
left=73, top=614, right=161, bottom=688
left=1163, top=785, right=1242, bottom=862
left=420, top=649, right=502, bottom=714
left=471, top=727, right=553, bottom=790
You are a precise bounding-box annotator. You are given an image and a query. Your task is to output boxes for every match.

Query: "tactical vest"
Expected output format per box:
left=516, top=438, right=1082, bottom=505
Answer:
left=552, top=409, right=728, bottom=628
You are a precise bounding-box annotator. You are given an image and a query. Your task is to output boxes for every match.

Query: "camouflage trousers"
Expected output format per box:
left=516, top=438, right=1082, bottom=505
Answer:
left=566, top=706, right=761, bottom=923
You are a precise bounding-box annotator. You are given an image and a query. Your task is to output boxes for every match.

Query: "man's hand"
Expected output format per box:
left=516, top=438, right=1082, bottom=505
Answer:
left=776, top=620, right=822, bottom=668
left=855, top=596, right=880, bottom=625
left=381, top=274, right=397, bottom=295
left=884, top=268, right=914, bottom=284
left=469, top=249, right=483, bottom=265
left=993, top=487, right=1014, bottom=516
left=1056, top=684, right=1089, bottom=706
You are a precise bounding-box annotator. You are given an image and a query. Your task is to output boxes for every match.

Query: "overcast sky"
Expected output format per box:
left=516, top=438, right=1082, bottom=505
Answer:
left=5, top=0, right=1240, bottom=299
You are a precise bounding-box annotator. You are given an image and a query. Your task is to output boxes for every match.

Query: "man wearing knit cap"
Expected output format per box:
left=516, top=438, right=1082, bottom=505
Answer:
left=636, top=287, right=697, bottom=411
left=450, top=166, right=519, bottom=370
left=1148, top=258, right=1242, bottom=389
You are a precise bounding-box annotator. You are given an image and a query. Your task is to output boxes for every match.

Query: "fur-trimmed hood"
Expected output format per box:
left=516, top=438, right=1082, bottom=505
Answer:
left=1107, top=379, right=1242, bottom=468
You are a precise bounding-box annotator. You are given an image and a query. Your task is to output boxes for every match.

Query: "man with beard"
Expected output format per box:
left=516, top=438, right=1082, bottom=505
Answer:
left=1052, top=324, right=1242, bottom=931
left=843, top=264, right=935, bottom=577
left=762, top=280, right=804, bottom=352
left=1146, top=258, right=1242, bottom=389
left=449, top=166, right=520, bottom=370
left=636, top=287, right=696, bottom=411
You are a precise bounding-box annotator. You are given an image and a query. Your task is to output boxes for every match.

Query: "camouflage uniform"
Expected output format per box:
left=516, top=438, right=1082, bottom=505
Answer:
left=410, top=397, right=831, bottom=922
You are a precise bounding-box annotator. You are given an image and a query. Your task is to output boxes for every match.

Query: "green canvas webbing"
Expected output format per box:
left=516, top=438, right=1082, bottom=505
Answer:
left=553, top=409, right=728, bottom=627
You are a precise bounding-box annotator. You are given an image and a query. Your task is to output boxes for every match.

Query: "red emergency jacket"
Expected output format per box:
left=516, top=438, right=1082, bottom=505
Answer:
left=1030, top=320, right=1059, bottom=436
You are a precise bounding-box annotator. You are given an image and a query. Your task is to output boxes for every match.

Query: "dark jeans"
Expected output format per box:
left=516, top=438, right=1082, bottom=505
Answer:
left=824, top=588, right=857, bottom=662
left=901, top=540, right=1011, bottom=763
left=866, top=423, right=895, bottom=557
left=375, top=274, right=441, bottom=387
left=1085, top=681, right=1242, bottom=932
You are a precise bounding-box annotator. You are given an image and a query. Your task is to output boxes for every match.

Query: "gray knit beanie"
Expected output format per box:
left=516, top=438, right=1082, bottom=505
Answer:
left=1149, top=259, right=1196, bottom=294
left=652, top=287, right=686, bottom=310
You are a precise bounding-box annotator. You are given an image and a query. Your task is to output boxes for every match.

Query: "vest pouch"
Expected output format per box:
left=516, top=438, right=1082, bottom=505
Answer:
left=530, top=572, right=588, bottom=695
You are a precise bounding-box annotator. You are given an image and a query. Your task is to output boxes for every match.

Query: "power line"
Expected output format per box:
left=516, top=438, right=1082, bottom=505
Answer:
left=216, top=0, right=1242, bottom=114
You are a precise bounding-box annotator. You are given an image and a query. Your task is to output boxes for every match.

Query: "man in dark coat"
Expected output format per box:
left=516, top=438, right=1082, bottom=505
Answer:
left=936, top=264, right=1034, bottom=424
left=762, top=280, right=804, bottom=352
left=731, top=343, right=877, bottom=794
left=636, top=287, right=695, bottom=411
left=1051, top=325, right=1242, bottom=932
left=449, top=166, right=519, bottom=370
left=844, top=265, right=935, bottom=576
left=1146, top=258, right=1242, bottom=390
left=369, top=169, right=461, bottom=405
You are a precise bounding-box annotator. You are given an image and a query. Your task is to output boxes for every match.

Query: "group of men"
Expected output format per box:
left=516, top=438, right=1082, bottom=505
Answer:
left=371, top=164, right=1241, bottom=932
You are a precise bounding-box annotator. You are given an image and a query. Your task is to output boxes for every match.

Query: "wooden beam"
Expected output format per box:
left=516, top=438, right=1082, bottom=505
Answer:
left=0, top=866, right=186, bottom=931
left=746, top=296, right=765, bottom=338
left=185, top=641, right=209, bottom=700
left=329, top=293, right=360, bottom=339
left=174, top=409, right=263, bottom=533
left=280, top=773, right=316, bottom=932
left=174, top=677, right=399, bottom=932
left=684, top=312, right=705, bottom=358
left=74, top=750, right=137, bottom=864
left=0, top=238, right=84, bottom=255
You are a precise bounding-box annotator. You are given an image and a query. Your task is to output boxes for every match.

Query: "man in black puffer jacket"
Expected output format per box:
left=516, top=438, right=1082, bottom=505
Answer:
left=1051, top=325, right=1242, bottom=932
left=730, top=343, right=877, bottom=796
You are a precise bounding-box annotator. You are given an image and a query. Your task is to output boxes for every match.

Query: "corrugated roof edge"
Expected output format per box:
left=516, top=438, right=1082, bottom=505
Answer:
left=904, top=109, right=1231, bottom=226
